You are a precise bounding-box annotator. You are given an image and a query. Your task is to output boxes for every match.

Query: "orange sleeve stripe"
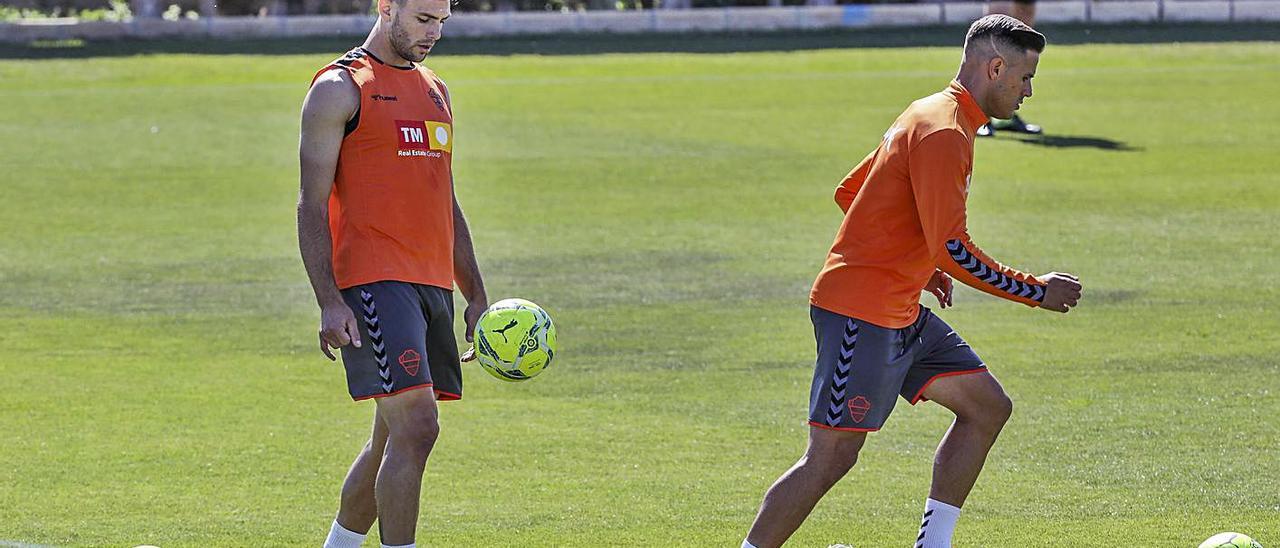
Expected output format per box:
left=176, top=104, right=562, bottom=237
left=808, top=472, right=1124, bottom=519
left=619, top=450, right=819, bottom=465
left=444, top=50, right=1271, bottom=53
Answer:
left=942, top=238, right=1045, bottom=306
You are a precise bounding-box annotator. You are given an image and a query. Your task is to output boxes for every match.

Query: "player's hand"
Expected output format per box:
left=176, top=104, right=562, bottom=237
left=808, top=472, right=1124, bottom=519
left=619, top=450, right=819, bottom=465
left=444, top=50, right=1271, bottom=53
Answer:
left=1039, top=272, right=1083, bottom=313
left=459, top=297, right=488, bottom=362
left=925, top=270, right=954, bottom=309
left=319, top=302, right=361, bottom=361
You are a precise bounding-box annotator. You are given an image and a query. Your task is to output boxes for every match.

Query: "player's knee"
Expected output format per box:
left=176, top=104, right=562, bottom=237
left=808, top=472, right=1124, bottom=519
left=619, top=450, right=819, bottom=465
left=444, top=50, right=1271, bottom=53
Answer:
left=387, top=409, right=440, bottom=456
left=952, top=385, right=1013, bottom=433
left=975, top=392, right=1013, bottom=434
left=993, top=393, right=1013, bottom=424
left=832, top=438, right=864, bottom=467
left=402, top=415, right=440, bottom=452
left=805, top=434, right=863, bottom=477
left=814, top=451, right=859, bottom=485
left=390, top=425, right=438, bottom=460
left=828, top=450, right=860, bottom=478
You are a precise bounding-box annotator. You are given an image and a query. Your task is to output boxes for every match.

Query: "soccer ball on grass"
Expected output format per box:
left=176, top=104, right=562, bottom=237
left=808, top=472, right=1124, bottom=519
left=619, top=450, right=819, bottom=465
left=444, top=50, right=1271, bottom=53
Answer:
left=1200, top=533, right=1263, bottom=548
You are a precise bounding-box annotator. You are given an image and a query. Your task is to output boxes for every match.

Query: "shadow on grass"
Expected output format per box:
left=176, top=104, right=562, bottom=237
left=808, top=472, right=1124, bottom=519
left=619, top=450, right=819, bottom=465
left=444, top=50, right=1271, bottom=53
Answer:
left=1007, top=133, right=1141, bottom=151
left=2, top=21, right=1279, bottom=59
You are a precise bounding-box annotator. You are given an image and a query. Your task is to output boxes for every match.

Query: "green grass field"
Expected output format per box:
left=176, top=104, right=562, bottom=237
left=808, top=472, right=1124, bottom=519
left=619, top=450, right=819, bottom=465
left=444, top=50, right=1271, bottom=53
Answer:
left=1, top=26, right=1278, bottom=547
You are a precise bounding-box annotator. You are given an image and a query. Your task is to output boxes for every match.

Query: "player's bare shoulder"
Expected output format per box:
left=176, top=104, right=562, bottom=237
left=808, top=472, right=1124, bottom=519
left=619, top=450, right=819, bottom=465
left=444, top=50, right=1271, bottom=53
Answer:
left=303, top=68, right=360, bottom=124
left=299, top=67, right=360, bottom=191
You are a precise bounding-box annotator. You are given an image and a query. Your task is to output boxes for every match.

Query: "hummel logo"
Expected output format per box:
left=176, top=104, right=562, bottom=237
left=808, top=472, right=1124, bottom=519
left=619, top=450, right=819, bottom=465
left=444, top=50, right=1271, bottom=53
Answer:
left=372, top=94, right=398, bottom=102
left=494, top=319, right=519, bottom=342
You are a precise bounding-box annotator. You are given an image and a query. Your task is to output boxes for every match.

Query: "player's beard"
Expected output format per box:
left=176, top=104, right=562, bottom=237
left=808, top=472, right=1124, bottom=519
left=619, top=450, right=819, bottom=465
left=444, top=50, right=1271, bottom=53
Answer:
left=998, top=92, right=1018, bottom=119
left=995, top=82, right=1019, bottom=119
left=1000, top=97, right=1016, bottom=119
left=388, top=18, right=428, bottom=63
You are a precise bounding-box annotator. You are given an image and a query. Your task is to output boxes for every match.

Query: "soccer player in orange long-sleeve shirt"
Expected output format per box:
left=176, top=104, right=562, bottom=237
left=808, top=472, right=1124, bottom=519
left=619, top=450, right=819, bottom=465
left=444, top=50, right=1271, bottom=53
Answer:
left=743, top=16, right=1082, bottom=548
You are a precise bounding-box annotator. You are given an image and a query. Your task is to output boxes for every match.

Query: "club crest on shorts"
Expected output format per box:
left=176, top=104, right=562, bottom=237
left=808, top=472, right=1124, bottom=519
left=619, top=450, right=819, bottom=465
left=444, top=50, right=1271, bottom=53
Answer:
left=848, top=395, right=872, bottom=423
left=398, top=349, right=421, bottom=376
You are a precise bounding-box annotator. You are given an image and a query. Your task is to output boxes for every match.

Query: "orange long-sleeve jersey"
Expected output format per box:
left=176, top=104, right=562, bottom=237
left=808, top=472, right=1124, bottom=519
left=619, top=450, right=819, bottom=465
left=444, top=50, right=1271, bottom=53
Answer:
left=809, top=81, right=1046, bottom=329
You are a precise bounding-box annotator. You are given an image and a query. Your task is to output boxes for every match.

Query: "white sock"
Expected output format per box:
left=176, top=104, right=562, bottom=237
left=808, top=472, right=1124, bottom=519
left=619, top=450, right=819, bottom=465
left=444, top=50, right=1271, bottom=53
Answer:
left=741, top=541, right=759, bottom=548
left=915, top=498, right=961, bottom=548
left=381, top=544, right=415, bottom=548
left=323, top=520, right=366, bottom=548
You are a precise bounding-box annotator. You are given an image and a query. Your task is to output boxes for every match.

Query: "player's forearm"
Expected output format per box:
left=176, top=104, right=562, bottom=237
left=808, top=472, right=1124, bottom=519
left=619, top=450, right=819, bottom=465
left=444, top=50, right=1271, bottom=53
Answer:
left=937, top=237, right=1045, bottom=307
left=452, top=204, right=487, bottom=304
left=297, top=202, right=344, bottom=308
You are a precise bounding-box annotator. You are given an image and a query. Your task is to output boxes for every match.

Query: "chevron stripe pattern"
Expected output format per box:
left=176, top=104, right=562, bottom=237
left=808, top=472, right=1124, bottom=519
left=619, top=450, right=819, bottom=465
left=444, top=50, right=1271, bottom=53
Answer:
left=945, top=239, right=1046, bottom=303
left=915, top=508, right=933, bottom=548
left=359, top=289, right=393, bottom=394
left=824, top=319, right=859, bottom=427
left=334, top=48, right=367, bottom=67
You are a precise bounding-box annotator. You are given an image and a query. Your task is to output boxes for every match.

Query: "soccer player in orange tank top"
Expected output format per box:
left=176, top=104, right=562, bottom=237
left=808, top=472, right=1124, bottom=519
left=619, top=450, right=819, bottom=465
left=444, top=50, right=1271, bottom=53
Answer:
left=297, top=0, right=487, bottom=546
left=742, top=16, right=1083, bottom=548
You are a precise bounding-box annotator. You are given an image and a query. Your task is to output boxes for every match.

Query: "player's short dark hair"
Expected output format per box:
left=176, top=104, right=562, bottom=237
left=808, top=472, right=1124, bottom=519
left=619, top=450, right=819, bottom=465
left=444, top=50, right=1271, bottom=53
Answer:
left=964, top=14, right=1046, bottom=55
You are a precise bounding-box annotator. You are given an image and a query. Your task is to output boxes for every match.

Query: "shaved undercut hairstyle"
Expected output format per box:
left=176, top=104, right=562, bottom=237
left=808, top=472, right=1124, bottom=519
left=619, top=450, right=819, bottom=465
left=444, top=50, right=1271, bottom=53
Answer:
left=962, top=14, right=1046, bottom=61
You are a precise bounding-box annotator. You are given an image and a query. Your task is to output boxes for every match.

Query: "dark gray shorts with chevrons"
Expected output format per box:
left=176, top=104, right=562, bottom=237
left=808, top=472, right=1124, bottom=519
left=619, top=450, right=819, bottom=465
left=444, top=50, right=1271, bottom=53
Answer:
left=338, top=281, right=462, bottom=402
left=807, top=305, right=985, bottom=432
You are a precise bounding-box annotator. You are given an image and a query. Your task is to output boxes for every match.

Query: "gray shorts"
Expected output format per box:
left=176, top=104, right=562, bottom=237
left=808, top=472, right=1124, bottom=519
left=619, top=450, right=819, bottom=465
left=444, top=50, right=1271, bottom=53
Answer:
left=808, top=305, right=985, bottom=432
left=339, top=281, right=462, bottom=402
